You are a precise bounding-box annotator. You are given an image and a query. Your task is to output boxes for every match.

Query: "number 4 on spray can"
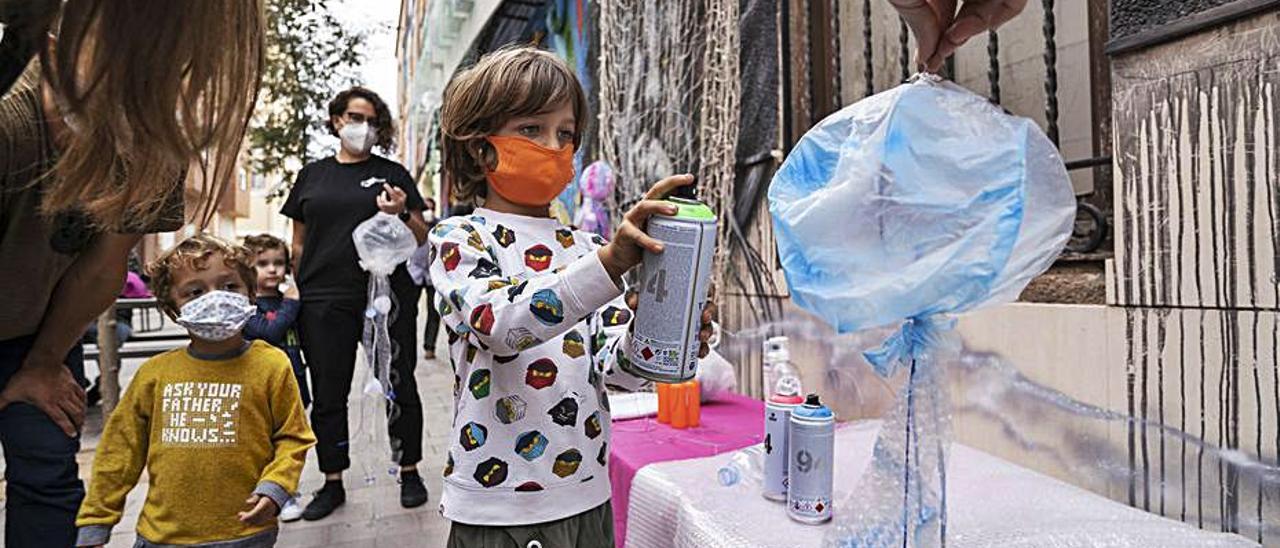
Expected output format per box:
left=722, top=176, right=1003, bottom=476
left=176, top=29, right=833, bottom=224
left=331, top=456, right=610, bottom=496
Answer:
left=764, top=378, right=803, bottom=501
left=627, top=179, right=716, bottom=383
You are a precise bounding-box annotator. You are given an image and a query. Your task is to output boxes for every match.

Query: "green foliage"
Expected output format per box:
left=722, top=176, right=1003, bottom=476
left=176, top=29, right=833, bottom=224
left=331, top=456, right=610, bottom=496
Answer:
left=250, top=0, right=365, bottom=200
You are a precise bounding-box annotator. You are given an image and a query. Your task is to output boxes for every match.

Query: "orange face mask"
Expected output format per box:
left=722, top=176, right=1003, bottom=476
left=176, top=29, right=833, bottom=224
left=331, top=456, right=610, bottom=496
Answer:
left=485, top=135, right=575, bottom=207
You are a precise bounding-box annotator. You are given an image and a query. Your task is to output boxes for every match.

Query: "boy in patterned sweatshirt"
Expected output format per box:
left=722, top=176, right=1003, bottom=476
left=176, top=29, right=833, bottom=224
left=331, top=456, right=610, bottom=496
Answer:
left=431, top=47, right=714, bottom=547
left=76, top=235, right=315, bottom=547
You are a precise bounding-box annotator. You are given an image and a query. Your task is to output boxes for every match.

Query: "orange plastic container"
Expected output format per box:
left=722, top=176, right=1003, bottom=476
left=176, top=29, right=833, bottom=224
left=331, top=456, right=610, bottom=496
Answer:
left=656, top=383, right=671, bottom=424
left=686, top=380, right=701, bottom=427
left=670, top=383, right=689, bottom=429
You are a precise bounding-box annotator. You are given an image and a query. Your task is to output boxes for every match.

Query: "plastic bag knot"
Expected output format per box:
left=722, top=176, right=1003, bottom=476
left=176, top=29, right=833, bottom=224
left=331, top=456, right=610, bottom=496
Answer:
left=863, top=315, right=956, bottom=377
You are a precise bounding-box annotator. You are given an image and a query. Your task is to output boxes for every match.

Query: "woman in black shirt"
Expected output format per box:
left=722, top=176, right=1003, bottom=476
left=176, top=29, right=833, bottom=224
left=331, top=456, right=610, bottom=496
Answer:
left=281, top=87, right=430, bottom=520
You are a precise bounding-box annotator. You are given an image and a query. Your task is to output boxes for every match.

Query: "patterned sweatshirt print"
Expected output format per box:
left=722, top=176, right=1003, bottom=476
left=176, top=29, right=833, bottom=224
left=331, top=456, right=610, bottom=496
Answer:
left=428, top=208, right=646, bottom=526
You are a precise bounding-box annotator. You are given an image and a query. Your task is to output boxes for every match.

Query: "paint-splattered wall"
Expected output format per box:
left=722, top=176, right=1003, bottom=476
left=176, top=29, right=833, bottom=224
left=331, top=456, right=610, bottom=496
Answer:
left=1112, top=14, right=1279, bottom=310
left=1110, top=8, right=1280, bottom=542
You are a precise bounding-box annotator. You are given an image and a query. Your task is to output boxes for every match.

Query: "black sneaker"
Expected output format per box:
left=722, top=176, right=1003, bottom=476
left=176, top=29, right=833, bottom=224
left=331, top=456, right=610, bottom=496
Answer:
left=302, top=481, right=345, bottom=521
left=400, top=471, right=429, bottom=508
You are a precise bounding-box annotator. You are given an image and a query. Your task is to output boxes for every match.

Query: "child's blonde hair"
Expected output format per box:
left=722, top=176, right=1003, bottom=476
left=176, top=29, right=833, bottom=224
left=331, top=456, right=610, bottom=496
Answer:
left=440, top=46, right=588, bottom=205
left=147, top=234, right=256, bottom=318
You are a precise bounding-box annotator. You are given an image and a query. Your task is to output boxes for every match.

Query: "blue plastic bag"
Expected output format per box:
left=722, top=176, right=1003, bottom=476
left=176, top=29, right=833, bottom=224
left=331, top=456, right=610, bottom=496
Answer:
left=768, top=75, right=1075, bottom=548
left=769, top=75, right=1074, bottom=336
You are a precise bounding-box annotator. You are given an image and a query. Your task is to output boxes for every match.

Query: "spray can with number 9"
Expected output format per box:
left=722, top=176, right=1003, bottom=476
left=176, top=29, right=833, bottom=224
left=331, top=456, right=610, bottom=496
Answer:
left=788, top=393, right=834, bottom=524
left=627, top=183, right=716, bottom=383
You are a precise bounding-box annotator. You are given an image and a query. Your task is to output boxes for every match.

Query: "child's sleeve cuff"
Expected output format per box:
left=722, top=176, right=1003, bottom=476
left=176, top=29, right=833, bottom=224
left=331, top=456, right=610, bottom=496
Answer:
left=253, top=481, right=292, bottom=514
left=76, top=525, right=112, bottom=547
left=562, top=252, right=624, bottom=317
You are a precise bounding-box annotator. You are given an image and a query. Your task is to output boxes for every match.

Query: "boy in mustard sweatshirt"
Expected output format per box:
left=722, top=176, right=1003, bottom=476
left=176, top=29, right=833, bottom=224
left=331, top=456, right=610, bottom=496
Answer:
left=76, top=235, right=316, bottom=547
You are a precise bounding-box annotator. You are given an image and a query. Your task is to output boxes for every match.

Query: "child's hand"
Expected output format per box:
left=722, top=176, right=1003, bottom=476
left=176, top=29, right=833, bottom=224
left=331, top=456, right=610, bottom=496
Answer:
left=237, top=494, right=278, bottom=525
left=624, top=289, right=717, bottom=358
left=598, top=174, right=695, bottom=282
left=279, top=275, right=299, bottom=300
left=697, top=298, right=718, bottom=358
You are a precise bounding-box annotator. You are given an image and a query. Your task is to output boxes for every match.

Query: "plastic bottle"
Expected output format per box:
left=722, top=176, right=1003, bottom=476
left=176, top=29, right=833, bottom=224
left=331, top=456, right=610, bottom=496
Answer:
left=718, top=445, right=765, bottom=487
left=763, top=336, right=795, bottom=397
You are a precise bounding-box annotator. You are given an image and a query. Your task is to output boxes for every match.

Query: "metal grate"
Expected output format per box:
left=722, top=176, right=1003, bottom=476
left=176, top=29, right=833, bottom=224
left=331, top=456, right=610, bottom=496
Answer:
left=987, top=30, right=1001, bottom=103
left=862, top=0, right=873, bottom=97
left=1042, top=0, right=1060, bottom=145
left=899, top=17, right=910, bottom=81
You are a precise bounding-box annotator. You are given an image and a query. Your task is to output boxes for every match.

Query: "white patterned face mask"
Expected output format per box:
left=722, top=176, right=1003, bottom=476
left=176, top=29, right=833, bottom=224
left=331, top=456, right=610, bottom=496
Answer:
left=174, top=291, right=255, bottom=341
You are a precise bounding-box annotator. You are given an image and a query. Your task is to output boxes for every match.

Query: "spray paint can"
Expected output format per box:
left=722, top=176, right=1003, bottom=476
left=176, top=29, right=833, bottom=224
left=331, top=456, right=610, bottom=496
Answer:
left=629, top=186, right=716, bottom=383
left=763, top=381, right=804, bottom=501
left=788, top=393, right=834, bottom=524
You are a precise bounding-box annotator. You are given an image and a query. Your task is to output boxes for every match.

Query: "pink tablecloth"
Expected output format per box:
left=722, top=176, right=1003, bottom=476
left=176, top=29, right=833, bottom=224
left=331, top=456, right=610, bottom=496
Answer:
left=609, top=393, right=764, bottom=547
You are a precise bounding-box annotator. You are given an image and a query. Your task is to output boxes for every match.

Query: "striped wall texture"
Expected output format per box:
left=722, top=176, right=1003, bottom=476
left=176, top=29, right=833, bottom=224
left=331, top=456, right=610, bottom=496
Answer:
left=1110, top=8, right=1280, bottom=543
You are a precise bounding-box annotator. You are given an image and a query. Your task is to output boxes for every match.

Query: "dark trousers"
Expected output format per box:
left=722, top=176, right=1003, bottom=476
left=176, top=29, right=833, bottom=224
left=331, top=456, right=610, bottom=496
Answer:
left=447, top=501, right=616, bottom=548
left=299, top=296, right=422, bottom=474
left=420, top=285, right=441, bottom=353
left=0, top=335, right=86, bottom=548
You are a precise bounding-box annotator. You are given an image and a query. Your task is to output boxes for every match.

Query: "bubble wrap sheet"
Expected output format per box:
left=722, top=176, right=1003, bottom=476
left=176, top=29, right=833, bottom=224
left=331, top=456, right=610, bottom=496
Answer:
left=623, top=421, right=1259, bottom=548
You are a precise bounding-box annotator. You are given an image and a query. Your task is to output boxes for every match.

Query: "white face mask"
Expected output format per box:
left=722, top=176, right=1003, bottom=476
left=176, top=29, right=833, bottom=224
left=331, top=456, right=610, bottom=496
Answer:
left=174, top=291, right=255, bottom=341
left=339, top=121, right=375, bottom=155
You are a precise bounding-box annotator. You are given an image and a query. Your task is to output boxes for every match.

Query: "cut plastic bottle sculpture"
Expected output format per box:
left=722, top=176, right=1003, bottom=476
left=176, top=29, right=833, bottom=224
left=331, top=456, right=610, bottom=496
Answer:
left=768, top=74, right=1075, bottom=547
left=352, top=212, right=419, bottom=401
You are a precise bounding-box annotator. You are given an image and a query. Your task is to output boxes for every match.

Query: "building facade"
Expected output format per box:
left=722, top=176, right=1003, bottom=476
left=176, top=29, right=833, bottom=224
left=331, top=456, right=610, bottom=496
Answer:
left=396, top=0, right=1279, bottom=542
left=397, top=0, right=508, bottom=208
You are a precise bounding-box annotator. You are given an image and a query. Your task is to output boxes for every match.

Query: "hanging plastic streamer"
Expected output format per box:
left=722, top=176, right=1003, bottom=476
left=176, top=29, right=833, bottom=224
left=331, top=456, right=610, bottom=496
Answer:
left=768, top=74, right=1075, bottom=547
left=575, top=160, right=616, bottom=239
left=352, top=212, right=419, bottom=405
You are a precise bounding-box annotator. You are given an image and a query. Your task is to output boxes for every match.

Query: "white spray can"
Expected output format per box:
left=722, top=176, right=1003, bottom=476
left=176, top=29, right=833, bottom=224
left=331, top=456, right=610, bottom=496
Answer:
left=629, top=188, right=716, bottom=383
left=764, top=377, right=804, bottom=501
left=788, top=393, right=834, bottom=524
